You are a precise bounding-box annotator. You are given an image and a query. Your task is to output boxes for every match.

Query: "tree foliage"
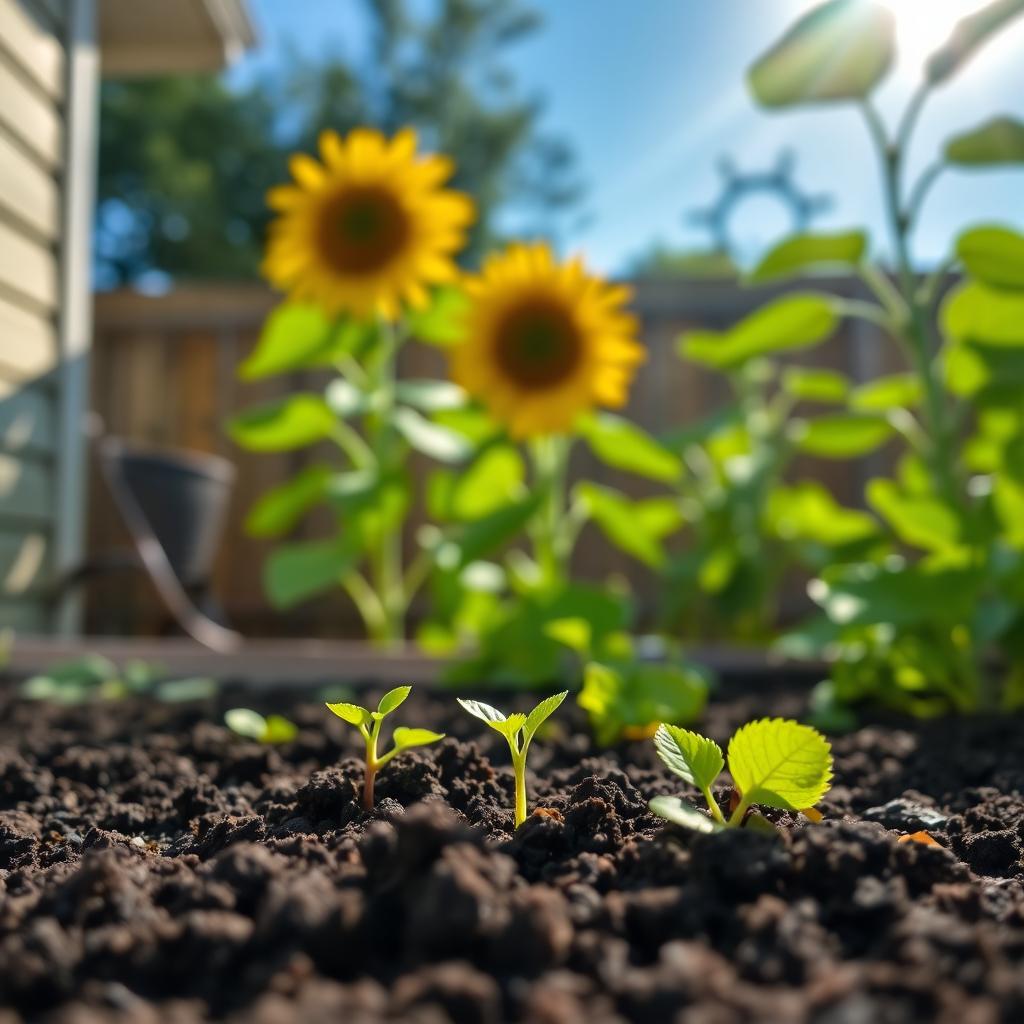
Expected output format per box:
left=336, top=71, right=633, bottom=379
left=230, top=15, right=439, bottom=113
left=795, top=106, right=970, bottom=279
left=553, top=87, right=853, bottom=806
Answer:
left=96, top=0, right=581, bottom=285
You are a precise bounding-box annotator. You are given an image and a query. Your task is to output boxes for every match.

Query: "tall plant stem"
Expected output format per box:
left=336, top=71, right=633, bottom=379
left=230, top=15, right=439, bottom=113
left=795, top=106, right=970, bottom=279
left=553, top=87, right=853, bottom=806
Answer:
left=529, top=435, right=571, bottom=586
left=861, top=98, right=959, bottom=510
left=367, top=318, right=404, bottom=648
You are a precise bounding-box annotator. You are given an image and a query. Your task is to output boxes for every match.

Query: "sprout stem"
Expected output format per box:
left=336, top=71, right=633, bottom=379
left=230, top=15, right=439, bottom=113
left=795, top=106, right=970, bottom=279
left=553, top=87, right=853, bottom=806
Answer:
left=702, top=786, right=726, bottom=824
left=362, top=720, right=382, bottom=810
left=512, top=751, right=528, bottom=827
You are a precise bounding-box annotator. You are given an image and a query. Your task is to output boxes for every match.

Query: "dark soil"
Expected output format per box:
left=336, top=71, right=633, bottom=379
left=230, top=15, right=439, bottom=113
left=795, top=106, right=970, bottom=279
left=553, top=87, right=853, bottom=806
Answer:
left=1, top=682, right=1023, bottom=1023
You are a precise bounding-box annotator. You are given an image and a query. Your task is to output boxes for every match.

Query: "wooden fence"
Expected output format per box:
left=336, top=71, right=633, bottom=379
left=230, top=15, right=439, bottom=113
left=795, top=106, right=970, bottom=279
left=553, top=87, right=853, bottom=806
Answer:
left=87, top=277, right=905, bottom=638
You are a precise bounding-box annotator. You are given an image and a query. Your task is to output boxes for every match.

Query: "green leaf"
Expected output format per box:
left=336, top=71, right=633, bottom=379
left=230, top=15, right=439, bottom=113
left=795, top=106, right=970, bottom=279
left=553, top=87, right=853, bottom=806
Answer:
left=377, top=685, right=412, bottom=716
left=791, top=413, right=893, bottom=458
left=679, top=295, right=838, bottom=370
left=334, top=472, right=410, bottom=548
left=395, top=379, right=468, bottom=411
left=543, top=617, right=592, bottom=656
left=945, top=343, right=1024, bottom=398
left=240, top=304, right=335, bottom=381
left=325, top=701, right=370, bottom=727
left=648, top=795, right=724, bottom=833
left=580, top=663, right=708, bottom=746
left=154, top=677, right=219, bottom=702
left=457, top=697, right=528, bottom=742
left=956, top=225, right=1024, bottom=291
left=926, top=0, right=1024, bottom=83
left=994, top=475, right=1024, bottom=547
left=781, top=367, right=850, bottom=403
left=391, top=726, right=446, bottom=751
left=578, top=413, right=682, bottom=482
left=263, top=715, right=299, bottom=744
left=748, top=0, right=895, bottom=107
left=452, top=491, right=543, bottom=566
left=654, top=724, right=724, bottom=791
left=727, top=718, right=833, bottom=811
left=946, top=116, right=1024, bottom=166
left=849, top=373, right=922, bottom=411
left=406, top=285, right=469, bottom=346
left=634, top=497, right=685, bottom=540
left=809, top=559, right=982, bottom=627
left=749, top=230, right=867, bottom=283
left=245, top=465, right=331, bottom=539
left=575, top=482, right=665, bottom=568
left=698, top=545, right=738, bottom=594
left=393, top=407, right=473, bottom=463
left=264, top=538, right=357, bottom=609
left=767, top=482, right=878, bottom=546
left=228, top=395, right=336, bottom=452
left=521, top=690, right=568, bottom=748
left=449, top=446, right=525, bottom=520
left=456, top=697, right=507, bottom=725
left=224, top=708, right=267, bottom=741
left=943, top=281, right=1024, bottom=346
left=866, top=479, right=960, bottom=552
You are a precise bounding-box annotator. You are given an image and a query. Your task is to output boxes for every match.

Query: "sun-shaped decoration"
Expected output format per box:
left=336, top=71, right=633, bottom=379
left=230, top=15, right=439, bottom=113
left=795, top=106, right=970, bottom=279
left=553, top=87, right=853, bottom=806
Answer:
left=262, top=128, right=475, bottom=319
left=450, top=243, right=645, bottom=438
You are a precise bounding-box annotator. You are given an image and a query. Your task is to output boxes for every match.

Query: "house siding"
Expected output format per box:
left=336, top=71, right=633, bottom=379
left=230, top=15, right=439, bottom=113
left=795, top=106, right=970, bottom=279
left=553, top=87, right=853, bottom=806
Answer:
left=0, top=0, right=81, bottom=632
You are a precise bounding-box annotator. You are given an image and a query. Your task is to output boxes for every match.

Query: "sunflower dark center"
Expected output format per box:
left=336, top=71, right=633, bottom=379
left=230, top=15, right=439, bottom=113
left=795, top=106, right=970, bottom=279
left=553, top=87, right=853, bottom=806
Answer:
left=319, top=186, right=410, bottom=274
left=494, top=300, right=582, bottom=388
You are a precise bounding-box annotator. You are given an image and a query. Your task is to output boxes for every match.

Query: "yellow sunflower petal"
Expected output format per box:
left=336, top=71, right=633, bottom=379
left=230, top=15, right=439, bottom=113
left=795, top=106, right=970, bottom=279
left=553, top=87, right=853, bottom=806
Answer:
left=263, top=127, right=476, bottom=320
left=447, top=242, right=644, bottom=438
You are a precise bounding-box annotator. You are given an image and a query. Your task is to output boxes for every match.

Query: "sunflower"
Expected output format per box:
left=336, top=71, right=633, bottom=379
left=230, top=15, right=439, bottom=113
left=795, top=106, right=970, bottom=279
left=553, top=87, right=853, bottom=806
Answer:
left=450, top=243, right=645, bottom=438
left=262, top=127, right=475, bottom=319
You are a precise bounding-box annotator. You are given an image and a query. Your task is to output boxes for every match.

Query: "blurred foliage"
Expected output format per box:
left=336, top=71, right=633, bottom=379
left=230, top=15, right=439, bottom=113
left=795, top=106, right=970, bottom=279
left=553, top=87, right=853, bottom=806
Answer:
left=96, top=0, right=581, bottom=285
left=19, top=656, right=218, bottom=704
left=740, top=0, right=1024, bottom=716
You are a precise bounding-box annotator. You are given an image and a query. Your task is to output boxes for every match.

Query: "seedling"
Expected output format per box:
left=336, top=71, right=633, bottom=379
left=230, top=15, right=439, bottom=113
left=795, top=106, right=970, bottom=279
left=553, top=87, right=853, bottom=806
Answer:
left=326, top=686, right=444, bottom=810
left=650, top=717, right=832, bottom=833
left=457, top=691, right=567, bottom=827
left=224, top=708, right=299, bottom=745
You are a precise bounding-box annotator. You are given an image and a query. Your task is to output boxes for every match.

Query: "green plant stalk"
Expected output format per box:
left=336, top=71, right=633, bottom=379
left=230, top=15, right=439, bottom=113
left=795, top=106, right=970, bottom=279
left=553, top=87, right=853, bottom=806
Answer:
left=727, top=795, right=750, bottom=828
left=511, top=746, right=528, bottom=826
left=702, top=784, right=726, bottom=824
left=862, top=92, right=991, bottom=709
left=361, top=717, right=383, bottom=810
left=529, top=435, right=572, bottom=586
left=862, top=98, right=959, bottom=512
left=359, top=715, right=411, bottom=808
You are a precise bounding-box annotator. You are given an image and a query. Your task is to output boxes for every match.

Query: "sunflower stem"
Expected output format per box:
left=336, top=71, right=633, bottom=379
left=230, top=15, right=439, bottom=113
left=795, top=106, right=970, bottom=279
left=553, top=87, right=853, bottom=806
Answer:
left=365, top=316, right=405, bottom=649
left=529, top=435, right=571, bottom=587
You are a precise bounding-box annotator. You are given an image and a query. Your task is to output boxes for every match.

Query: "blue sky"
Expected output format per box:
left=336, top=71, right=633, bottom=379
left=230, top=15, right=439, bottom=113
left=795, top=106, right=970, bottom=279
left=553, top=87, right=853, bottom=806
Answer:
left=232, top=0, right=1024, bottom=273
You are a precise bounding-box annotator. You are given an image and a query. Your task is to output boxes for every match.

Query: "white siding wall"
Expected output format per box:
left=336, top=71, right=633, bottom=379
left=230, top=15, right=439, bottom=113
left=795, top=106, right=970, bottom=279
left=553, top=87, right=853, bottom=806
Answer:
left=0, top=0, right=94, bottom=632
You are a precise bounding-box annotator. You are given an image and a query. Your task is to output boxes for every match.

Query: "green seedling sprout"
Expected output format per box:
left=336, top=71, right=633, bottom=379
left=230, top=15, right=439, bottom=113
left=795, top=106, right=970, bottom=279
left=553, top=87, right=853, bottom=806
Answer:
left=326, top=685, right=444, bottom=810
left=650, top=717, right=832, bottom=833
left=457, top=691, right=567, bottom=827
left=225, top=708, right=299, bottom=745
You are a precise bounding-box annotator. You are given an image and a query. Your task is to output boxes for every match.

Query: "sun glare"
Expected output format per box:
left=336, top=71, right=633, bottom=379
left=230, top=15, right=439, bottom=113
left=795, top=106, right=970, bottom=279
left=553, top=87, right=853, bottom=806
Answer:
left=879, top=0, right=990, bottom=72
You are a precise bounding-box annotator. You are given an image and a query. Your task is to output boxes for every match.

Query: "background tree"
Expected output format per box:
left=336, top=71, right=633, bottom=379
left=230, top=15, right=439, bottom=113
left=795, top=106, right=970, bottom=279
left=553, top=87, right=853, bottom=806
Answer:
left=96, top=0, right=582, bottom=287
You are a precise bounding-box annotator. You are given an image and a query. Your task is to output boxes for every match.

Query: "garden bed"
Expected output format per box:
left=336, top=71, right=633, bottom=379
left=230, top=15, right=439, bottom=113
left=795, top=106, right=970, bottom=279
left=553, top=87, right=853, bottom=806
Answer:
left=1, top=680, right=1023, bottom=1023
